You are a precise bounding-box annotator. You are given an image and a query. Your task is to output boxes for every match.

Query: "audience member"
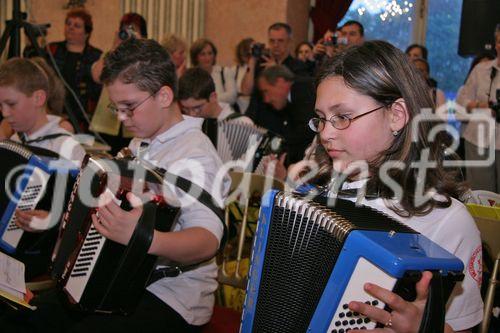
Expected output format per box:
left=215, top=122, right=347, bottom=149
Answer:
left=232, top=37, right=254, bottom=113
left=89, top=12, right=147, bottom=155
left=412, top=57, right=446, bottom=107
left=47, top=8, right=102, bottom=132
left=295, top=41, right=316, bottom=75
left=262, top=22, right=309, bottom=75
left=464, top=51, right=496, bottom=83
left=340, top=20, right=365, bottom=46
left=246, top=65, right=315, bottom=166
left=405, top=43, right=428, bottom=60
left=161, top=33, right=188, bottom=78
left=295, top=41, right=314, bottom=62
left=312, top=28, right=347, bottom=66
left=190, top=38, right=237, bottom=106
left=456, top=24, right=500, bottom=192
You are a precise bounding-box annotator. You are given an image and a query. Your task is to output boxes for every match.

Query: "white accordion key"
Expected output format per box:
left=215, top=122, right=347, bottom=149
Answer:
left=327, top=257, right=396, bottom=332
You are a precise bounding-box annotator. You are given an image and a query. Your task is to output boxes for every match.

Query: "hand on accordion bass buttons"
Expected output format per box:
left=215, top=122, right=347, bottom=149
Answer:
left=14, top=209, right=51, bottom=233
left=92, top=191, right=144, bottom=246
left=347, top=271, right=434, bottom=333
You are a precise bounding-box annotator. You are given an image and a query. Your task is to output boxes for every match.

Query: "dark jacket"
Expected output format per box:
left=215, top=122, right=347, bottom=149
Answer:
left=247, top=77, right=316, bottom=166
left=47, top=41, right=102, bottom=131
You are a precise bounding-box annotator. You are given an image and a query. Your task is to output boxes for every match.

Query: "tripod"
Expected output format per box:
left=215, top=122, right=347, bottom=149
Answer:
left=0, top=0, right=44, bottom=58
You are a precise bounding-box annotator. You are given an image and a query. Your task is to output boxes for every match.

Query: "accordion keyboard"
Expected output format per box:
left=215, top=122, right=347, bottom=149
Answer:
left=1, top=168, right=49, bottom=249
left=64, top=224, right=106, bottom=302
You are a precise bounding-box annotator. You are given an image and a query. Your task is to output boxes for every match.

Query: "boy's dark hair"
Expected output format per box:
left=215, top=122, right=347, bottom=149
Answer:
left=178, top=67, right=215, bottom=101
left=259, top=65, right=295, bottom=85
left=268, top=22, right=292, bottom=36
left=100, top=38, right=177, bottom=96
left=342, top=20, right=364, bottom=36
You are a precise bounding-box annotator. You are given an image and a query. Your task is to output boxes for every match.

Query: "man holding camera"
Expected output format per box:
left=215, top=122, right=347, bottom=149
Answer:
left=313, top=20, right=364, bottom=63
left=240, top=23, right=310, bottom=98
left=457, top=24, right=500, bottom=192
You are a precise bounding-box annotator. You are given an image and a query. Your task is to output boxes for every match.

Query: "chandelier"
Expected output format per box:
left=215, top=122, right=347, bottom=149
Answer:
left=355, top=0, right=414, bottom=22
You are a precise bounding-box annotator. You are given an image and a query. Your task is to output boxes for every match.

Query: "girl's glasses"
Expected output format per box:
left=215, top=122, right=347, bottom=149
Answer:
left=308, top=105, right=386, bottom=132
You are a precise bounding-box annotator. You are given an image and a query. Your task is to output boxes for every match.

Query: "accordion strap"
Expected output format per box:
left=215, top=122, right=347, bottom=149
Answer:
left=418, top=271, right=445, bottom=333
left=146, top=171, right=227, bottom=283
left=19, top=132, right=70, bottom=144
left=102, top=202, right=158, bottom=305
left=162, top=171, right=227, bottom=251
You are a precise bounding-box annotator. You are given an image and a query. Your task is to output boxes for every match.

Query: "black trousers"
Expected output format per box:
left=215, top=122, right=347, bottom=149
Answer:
left=0, top=289, right=202, bottom=333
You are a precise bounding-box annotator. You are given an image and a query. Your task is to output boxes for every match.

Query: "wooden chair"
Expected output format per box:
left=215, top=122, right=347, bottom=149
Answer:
left=482, top=252, right=499, bottom=333
left=203, top=172, right=284, bottom=333
left=218, top=171, right=284, bottom=290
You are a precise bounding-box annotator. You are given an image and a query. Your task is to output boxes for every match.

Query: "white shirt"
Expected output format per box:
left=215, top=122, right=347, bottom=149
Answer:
left=335, top=180, right=483, bottom=331
left=212, top=65, right=237, bottom=105
left=129, top=115, right=230, bottom=325
left=456, top=58, right=500, bottom=150
left=231, top=64, right=251, bottom=113
left=11, top=115, right=86, bottom=166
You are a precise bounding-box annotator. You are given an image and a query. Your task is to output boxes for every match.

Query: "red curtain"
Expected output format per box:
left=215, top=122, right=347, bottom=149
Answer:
left=310, top=0, right=353, bottom=43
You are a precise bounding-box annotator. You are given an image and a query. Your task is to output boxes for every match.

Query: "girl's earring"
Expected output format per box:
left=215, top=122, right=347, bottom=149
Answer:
left=392, top=130, right=399, bottom=136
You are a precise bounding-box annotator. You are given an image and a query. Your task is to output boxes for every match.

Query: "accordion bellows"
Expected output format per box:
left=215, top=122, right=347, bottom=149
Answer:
left=203, top=119, right=284, bottom=173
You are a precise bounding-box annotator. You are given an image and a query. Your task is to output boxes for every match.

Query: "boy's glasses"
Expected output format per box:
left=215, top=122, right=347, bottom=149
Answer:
left=308, top=105, right=386, bottom=132
left=107, top=91, right=158, bottom=118
left=179, top=101, right=207, bottom=115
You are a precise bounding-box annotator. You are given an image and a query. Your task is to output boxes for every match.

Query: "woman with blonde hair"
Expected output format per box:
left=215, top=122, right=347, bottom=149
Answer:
left=161, top=33, right=188, bottom=78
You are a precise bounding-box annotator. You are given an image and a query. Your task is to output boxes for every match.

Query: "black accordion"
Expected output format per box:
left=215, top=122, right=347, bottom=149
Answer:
left=241, top=190, right=464, bottom=333
left=0, top=140, right=78, bottom=279
left=202, top=118, right=284, bottom=173
left=51, top=151, right=179, bottom=315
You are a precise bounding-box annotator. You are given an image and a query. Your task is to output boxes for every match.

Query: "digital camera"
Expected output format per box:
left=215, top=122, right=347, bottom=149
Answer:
left=118, top=25, right=136, bottom=41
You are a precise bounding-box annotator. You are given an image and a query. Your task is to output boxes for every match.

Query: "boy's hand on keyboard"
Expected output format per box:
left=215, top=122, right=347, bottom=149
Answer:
left=92, top=191, right=143, bottom=245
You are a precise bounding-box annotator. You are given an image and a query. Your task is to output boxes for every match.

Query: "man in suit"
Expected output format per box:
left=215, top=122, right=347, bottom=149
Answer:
left=246, top=65, right=315, bottom=166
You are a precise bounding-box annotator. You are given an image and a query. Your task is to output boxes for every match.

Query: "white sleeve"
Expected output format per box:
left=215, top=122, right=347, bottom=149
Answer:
left=456, top=66, right=480, bottom=107
left=215, top=67, right=238, bottom=105
left=165, top=140, right=230, bottom=244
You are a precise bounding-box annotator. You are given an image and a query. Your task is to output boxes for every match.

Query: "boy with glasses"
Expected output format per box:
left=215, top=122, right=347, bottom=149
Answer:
left=1, top=38, right=229, bottom=333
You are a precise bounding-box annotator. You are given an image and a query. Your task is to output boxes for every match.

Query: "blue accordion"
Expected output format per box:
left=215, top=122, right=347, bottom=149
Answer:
left=241, top=190, right=465, bottom=333
left=0, top=140, right=79, bottom=254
